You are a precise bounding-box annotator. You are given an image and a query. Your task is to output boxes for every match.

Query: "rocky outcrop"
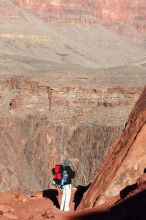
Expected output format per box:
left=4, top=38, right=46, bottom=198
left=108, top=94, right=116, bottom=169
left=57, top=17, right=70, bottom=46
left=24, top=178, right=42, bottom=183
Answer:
left=71, top=174, right=146, bottom=219
left=78, top=86, right=146, bottom=210
left=0, top=174, right=146, bottom=220
left=1, top=78, right=141, bottom=114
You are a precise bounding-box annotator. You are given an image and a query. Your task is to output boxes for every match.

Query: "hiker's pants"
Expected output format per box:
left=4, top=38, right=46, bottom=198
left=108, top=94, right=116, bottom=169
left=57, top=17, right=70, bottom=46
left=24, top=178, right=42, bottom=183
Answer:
left=60, top=184, right=71, bottom=211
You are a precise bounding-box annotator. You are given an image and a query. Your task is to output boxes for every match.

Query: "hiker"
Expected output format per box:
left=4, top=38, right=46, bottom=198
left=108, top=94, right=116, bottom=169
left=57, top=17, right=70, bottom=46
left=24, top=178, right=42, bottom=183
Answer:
left=60, top=160, right=75, bottom=211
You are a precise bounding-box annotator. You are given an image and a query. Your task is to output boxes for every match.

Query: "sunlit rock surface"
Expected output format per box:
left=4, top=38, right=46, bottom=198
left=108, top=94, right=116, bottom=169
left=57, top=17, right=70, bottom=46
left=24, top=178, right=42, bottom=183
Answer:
left=78, top=86, right=146, bottom=209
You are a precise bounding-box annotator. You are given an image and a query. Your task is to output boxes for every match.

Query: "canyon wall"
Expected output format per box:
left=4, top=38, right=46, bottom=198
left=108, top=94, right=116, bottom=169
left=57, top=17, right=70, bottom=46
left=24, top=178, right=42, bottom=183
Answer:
left=0, top=0, right=20, bottom=18
left=16, top=0, right=146, bottom=22
left=78, top=86, right=146, bottom=210
left=1, top=0, right=146, bottom=30
left=0, top=77, right=140, bottom=192
left=0, top=115, right=121, bottom=192
left=14, top=0, right=146, bottom=41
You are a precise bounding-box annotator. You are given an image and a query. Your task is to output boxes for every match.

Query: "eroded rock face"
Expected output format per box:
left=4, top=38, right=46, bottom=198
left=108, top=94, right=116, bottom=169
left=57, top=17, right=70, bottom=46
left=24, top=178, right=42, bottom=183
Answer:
left=15, top=0, right=146, bottom=30
left=13, top=0, right=146, bottom=43
left=0, top=77, right=140, bottom=192
left=16, top=0, right=146, bottom=21
left=0, top=0, right=146, bottom=44
left=0, top=0, right=20, bottom=18
left=78, top=86, right=146, bottom=210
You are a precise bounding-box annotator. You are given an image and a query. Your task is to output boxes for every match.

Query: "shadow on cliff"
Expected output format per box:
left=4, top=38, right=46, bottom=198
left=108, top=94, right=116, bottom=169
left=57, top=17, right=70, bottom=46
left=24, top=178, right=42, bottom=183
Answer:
left=70, top=189, right=146, bottom=220
left=74, top=184, right=91, bottom=210
left=42, top=189, right=60, bottom=209
left=120, top=183, right=137, bottom=199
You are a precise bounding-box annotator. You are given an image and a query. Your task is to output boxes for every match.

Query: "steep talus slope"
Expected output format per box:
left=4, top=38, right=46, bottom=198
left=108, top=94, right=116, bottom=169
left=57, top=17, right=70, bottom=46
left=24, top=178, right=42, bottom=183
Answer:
left=78, top=86, right=146, bottom=210
left=0, top=0, right=146, bottom=71
left=16, top=0, right=146, bottom=43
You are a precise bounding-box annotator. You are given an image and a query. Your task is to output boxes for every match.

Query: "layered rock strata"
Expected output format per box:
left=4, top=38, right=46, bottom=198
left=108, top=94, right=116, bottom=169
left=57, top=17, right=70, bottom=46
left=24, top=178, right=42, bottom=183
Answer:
left=0, top=0, right=146, bottom=44
left=16, top=0, right=146, bottom=22
left=78, top=86, right=146, bottom=209
left=0, top=77, right=140, bottom=192
left=0, top=0, right=20, bottom=18
left=15, top=0, right=146, bottom=34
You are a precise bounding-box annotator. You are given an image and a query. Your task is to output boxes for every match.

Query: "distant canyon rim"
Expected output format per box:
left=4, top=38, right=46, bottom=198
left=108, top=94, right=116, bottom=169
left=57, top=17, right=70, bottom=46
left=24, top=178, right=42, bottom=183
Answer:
left=0, top=0, right=146, bottom=194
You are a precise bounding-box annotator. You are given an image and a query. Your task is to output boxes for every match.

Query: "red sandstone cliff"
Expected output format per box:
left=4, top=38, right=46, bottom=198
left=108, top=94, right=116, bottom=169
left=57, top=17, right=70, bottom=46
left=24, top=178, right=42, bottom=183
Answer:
left=78, top=86, right=146, bottom=210
left=0, top=0, right=20, bottom=18
left=14, top=0, right=146, bottom=37
left=16, top=0, right=146, bottom=22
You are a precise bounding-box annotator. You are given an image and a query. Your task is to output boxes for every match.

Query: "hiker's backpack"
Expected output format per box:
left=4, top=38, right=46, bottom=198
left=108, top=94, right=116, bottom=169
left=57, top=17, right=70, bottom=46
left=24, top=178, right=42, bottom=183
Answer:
left=52, top=164, right=63, bottom=185
left=61, top=167, right=75, bottom=185
left=62, top=169, right=68, bottom=185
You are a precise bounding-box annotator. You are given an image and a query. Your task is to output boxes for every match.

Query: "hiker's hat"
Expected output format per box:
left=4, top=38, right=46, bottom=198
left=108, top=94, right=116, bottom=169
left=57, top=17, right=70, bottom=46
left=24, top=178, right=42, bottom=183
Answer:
left=64, top=160, right=70, bottom=166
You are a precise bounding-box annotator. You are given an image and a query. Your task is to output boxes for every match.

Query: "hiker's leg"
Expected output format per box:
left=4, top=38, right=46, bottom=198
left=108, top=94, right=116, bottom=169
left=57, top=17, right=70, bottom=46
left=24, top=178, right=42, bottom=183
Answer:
left=60, top=186, right=66, bottom=210
left=64, top=184, right=71, bottom=211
